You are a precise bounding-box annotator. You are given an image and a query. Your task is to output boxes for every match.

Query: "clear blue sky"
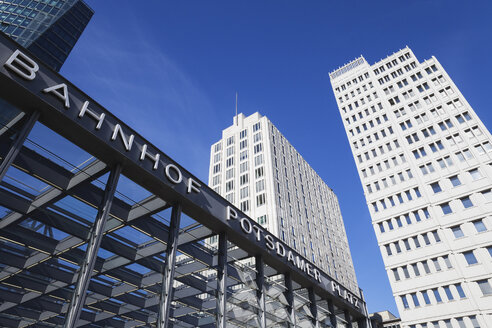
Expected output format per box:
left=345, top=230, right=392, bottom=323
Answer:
left=59, top=0, right=492, bottom=315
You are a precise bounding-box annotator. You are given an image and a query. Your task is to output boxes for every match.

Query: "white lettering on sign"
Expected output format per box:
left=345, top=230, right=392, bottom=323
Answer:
left=111, top=124, right=135, bottom=151
left=331, top=281, right=360, bottom=308
left=79, top=101, right=105, bottom=130
left=224, top=206, right=323, bottom=283
left=5, top=49, right=39, bottom=80
left=43, top=84, right=70, bottom=108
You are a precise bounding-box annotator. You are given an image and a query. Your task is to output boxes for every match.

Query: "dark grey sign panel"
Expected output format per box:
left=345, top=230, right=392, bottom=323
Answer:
left=0, top=33, right=366, bottom=317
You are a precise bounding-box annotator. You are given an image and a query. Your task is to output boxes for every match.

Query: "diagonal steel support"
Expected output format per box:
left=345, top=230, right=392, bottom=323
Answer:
left=63, top=164, right=122, bottom=328
left=216, top=232, right=227, bottom=328
left=309, top=287, right=319, bottom=327
left=157, top=203, right=182, bottom=328
left=255, top=254, right=266, bottom=328
left=0, top=111, right=39, bottom=182
left=284, top=272, right=295, bottom=327
left=327, top=299, right=337, bottom=328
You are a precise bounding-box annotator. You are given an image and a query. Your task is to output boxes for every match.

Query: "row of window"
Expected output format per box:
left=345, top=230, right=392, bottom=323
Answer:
left=450, top=219, right=489, bottom=239
left=401, top=283, right=466, bottom=309
left=377, top=206, right=430, bottom=234
left=384, top=229, right=441, bottom=256
left=225, top=192, right=266, bottom=208
left=459, top=246, right=492, bottom=266
left=394, top=245, right=492, bottom=279
left=366, top=168, right=413, bottom=194
left=412, top=140, right=445, bottom=160
left=409, top=315, right=481, bottom=328
left=342, top=92, right=383, bottom=118
left=213, top=122, right=263, bottom=153
left=392, top=254, right=452, bottom=281
left=344, top=101, right=386, bottom=124
left=339, top=86, right=379, bottom=105
left=373, top=52, right=412, bottom=76
left=334, top=71, right=371, bottom=93
left=356, top=134, right=400, bottom=162
left=429, top=168, right=481, bottom=195
left=377, top=62, right=418, bottom=86
left=372, top=187, right=422, bottom=213
left=360, top=151, right=406, bottom=177
left=401, top=280, right=491, bottom=311
left=352, top=127, right=399, bottom=151
left=419, top=150, right=474, bottom=175
left=212, top=152, right=264, bottom=175
left=405, top=114, right=474, bottom=150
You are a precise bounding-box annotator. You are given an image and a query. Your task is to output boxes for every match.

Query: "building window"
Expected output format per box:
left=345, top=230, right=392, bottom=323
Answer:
left=385, top=244, right=392, bottom=256
left=472, top=219, right=487, bottom=232
left=256, top=193, right=266, bottom=206
left=255, top=179, right=265, bottom=192
left=257, top=215, right=267, bottom=225
left=255, top=167, right=264, bottom=178
left=432, top=288, right=442, bottom=303
left=451, top=226, right=464, bottom=238
left=402, top=266, right=410, bottom=279
left=422, top=290, right=431, bottom=305
left=430, top=182, right=442, bottom=193
left=469, top=168, right=482, bottom=180
left=401, top=295, right=409, bottom=309
left=463, top=251, right=478, bottom=265
left=240, top=174, right=249, bottom=186
left=449, top=175, right=461, bottom=187
left=440, top=202, right=452, bottom=215
left=393, top=269, right=400, bottom=281
left=477, top=279, right=492, bottom=296
left=461, top=196, right=474, bottom=209
left=412, top=263, right=420, bottom=276
left=253, top=122, right=261, bottom=132
left=443, top=285, right=454, bottom=301
left=240, top=200, right=249, bottom=212
left=456, top=284, right=466, bottom=299
left=411, top=293, right=420, bottom=307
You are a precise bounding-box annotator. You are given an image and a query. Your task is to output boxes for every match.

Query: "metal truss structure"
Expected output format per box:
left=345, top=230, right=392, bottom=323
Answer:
left=0, top=32, right=370, bottom=328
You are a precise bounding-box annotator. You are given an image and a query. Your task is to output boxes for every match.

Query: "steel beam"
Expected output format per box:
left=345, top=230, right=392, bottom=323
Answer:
left=255, top=255, right=266, bottom=328
left=216, top=232, right=227, bottom=328
left=157, top=203, right=182, bottom=328
left=63, top=164, right=122, bottom=328
left=309, top=287, right=319, bottom=327
left=284, top=272, right=295, bottom=327
left=344, top=309, right=353, bottom=328
left=327, top=299, right=337, bottom=328
left=358, top=318, right=369, bottom=328
left=0, top=111, right=39, bottom=182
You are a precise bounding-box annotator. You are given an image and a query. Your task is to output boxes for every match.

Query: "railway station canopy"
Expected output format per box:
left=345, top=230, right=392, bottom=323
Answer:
left=0, top=32, right=370, bottom=328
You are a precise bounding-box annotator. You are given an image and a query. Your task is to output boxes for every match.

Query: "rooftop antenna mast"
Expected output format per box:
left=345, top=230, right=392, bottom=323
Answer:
left=235, top=92, right=238, bottom=125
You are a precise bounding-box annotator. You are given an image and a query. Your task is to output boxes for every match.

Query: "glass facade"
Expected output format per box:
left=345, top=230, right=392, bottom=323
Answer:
left=0, top=0, right=93, bottom=71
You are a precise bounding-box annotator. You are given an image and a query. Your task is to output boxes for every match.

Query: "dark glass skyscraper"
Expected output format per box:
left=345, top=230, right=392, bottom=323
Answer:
left=0, top=0, right=93, bottom=71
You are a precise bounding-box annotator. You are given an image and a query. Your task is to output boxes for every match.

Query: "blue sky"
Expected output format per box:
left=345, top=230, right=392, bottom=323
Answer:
left=58, top=0, right=492, bottom=315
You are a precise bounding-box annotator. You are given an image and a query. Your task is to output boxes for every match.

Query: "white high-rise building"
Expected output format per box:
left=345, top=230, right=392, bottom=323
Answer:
left=208, top=112, right=359, bottom=293
left=330, top=48, right=492, bottom=327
